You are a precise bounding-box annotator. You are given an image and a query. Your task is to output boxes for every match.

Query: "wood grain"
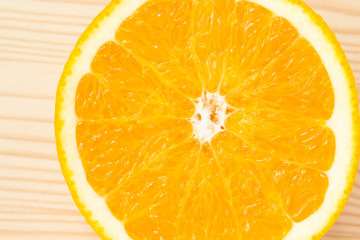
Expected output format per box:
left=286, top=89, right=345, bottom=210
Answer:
left=0, top=0, right=359, bottom=239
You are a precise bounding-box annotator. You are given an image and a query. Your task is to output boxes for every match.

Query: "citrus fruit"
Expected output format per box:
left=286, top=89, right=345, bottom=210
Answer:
left=55, top=0, right=360, bottom=239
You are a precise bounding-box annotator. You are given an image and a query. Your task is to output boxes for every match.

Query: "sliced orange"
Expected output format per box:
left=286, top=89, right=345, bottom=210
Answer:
left=55, top=0, right=360, bottom=239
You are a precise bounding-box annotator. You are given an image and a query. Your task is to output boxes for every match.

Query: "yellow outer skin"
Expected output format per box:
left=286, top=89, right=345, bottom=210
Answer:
left=54, top=0, right=360, bottom=239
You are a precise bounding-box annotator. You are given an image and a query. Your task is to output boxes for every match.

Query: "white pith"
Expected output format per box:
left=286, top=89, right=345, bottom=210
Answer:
left=56, top=0, right=358, bottom=239
left=190, top=91, right=229, bottom=143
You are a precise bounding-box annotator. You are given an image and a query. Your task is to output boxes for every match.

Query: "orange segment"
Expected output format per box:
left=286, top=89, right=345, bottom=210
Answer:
left=116, top=0, right=202, bottom=98
left=220, top=1, right=299, bottom=95
left=75, top=41, right=195, bottom=120
left=226, top=38, right=334, bottom=120
left=107, top=139, right=200, bottom=240
left=273, top=163, right=329, bottom=222
left=225, top=108, right=335, bottom=171
left=190, top=0, right=236, bottom=92
left=211, top=130, right=328, bottom=228
left=76, top=118, right=194, bottom=195
left=211, top=131, right=293, bottom=239
left=239, top=201, right=292, bottom=240
left=211, top=131, right=280, bottom=174
left=174, top=143, right=236, bottom=239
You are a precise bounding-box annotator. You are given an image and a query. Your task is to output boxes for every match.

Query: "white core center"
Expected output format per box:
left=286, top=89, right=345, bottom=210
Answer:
left=190, top=91, right=230, bottom=143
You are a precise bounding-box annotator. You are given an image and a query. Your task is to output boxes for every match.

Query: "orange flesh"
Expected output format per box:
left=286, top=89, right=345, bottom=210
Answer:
left=75, top=0, right=335, bottom=239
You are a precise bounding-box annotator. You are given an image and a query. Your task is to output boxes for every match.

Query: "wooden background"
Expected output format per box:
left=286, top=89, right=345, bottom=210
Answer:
left=0, top=0, right=360, bottom=239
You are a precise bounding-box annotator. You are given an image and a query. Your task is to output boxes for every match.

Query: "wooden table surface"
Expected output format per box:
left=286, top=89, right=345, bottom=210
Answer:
left=1, top=0, right=360, bottom=239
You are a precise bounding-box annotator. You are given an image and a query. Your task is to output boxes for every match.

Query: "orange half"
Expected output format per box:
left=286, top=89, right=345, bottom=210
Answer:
left=55, top=0, right=360, bottom=239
